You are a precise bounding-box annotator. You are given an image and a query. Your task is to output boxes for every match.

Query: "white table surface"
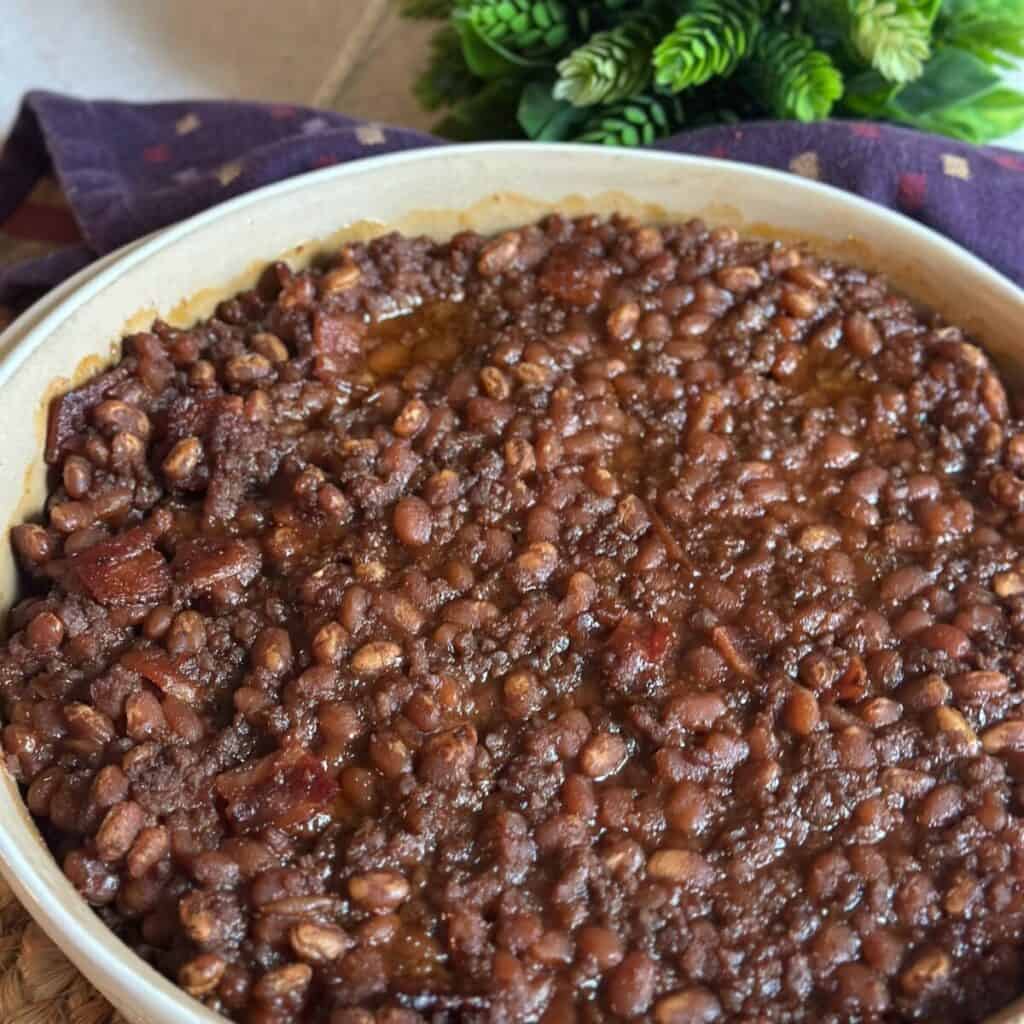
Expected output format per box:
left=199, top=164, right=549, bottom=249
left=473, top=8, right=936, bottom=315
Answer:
left=2, top=2, right=1023, bottom=148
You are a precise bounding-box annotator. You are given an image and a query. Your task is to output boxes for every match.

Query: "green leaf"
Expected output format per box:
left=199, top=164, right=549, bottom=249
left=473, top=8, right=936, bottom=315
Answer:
left=937, top=0, right=1024, bottom=68
left=910, top=85, right=1024, bottom=142
left=842, top=69, right=901, bottom=116
left=891, top=46, right=996, bottom=115
left=843, top=47, right=1024, bottom=143
left=517, top=80, right=590, bottom=139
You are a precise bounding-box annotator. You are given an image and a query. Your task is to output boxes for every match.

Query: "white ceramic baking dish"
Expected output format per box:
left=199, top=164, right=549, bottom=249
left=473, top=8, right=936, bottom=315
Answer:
left=1, top=143, right=1023, bottom=1024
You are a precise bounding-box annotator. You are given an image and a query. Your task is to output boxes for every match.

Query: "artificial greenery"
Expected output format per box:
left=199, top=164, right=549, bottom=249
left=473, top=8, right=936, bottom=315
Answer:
left=653, top=0, right=765, bottom=93
left=405, top=0, right=1024, bottom=146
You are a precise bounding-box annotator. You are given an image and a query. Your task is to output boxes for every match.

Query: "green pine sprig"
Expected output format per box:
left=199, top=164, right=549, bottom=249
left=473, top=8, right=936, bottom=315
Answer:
left=850, top=0, right=933, bottom=83
left=575, top=94, right=686, bottom=146
left=745, top=28, right=844, bottom=122
left=653, top=0, right=765, bottom=93
left=554, top=7, right=674, bottom=106
left=458, top=0, right=572, bottom=67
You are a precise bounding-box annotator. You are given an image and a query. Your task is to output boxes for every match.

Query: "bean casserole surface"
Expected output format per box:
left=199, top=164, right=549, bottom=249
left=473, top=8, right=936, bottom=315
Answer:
left=3, top=214, right=1024, bottom=1023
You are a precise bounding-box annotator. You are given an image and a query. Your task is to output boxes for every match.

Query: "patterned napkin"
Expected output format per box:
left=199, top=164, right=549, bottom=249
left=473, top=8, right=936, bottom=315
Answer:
left=2, top=89, right=1023, bottom=320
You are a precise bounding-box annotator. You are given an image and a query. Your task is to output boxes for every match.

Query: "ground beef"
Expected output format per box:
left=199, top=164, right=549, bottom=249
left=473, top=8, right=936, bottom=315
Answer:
left=3, top=213, right=1024, bottom=1024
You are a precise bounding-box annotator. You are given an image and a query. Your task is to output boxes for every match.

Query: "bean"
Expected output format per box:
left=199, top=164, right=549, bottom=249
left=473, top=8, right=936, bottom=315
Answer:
left=392, top=399, right=428, bottom=438
left=225, top=353, right=273, bottom=385
left=982, top=719, right=1024, bottom=754
left=798, top=525, right=841, bottom=552
left=654, top=988, right=722, bottom=1024
left=394, top=496, right=432, bottom=547
left=993, top=571, right=1024, bottom=597
left=607, top=302, right=641, bottom=341
left=369, top=731, right=412, bottom=779
left=899, top=675, right=950, bottom=711
left=676, top=312, right=715, bottom=336
left=844, top=312, right=882, bottom=357
left=880, top=566, right=931, bottom=603
left=418, top=725, right=477, bottom=786
left=647, top=849, right=715, bottom=889
left=716, top=266, right=761, bottom=294
left=478, top=232, right=521, bottom=276
left=65, top=703, right=115, bottom=744
left=670, top=781, right=715, bottom=836
left=26, top=767, right=63, bottom=816
left=26, top=611, right=64, bottom=652
left=321, top=262, right=361, bottom=293
left=290, top=922, right=353, bottom=963
left=513, top=542, right=558, bottom=586
left=252, top=628, right=293, bottom=676
left=127, top=826, right=170, bottom=878
left=577, top=926, right=623, bottom=972
left=503, top=671, right=542, bottom=720
left=505, top=438, right=536, bottom=479
left=94, top=399, right=150, bottom=439
left=96, top=801, right=145, bottom=863
left=50, top=501, right=95, bottom=534
left=419, top=472, right=459, bottom=513
left=781, top=286, right=818, bottom=318
left=179, top=953, right=227, bottom=997
left=162, top=437, right=203, bottom=482
left=932, top=706, right=979, bottom=751
left=784, top=686, right=820, bottom=736
left=12, top=524, right=53, bottom=565
left=167, top=610, right=206, bottom=656
left=952, top=670, right=1009, bottom=700
left=918, top=783, right=964, bottom=829
left=515, top=362, right=550, bottom=388
left=62, top=456, right=93, bottom=499
left=899, top=948, right=950, bottom=996
left=348, top=871, right=410, bottom=913
left=607, top=951, right=657, bottom=1018
left=915, top=623, right=969, bottom=658
left=351, top=641, right=403, bottom=674
left=250, top=331, right=290, bottom=363
left=580, top=733, right=627, bottom=779
left=480, top=366, right=511, bottom=400
left=252, top=963, right=312, bottom=1003
left=665, top=692, right=726, bottom=732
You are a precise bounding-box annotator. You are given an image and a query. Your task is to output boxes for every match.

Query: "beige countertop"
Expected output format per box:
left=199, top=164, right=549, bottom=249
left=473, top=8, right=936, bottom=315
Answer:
left=0, top=2, right=430, bottom=134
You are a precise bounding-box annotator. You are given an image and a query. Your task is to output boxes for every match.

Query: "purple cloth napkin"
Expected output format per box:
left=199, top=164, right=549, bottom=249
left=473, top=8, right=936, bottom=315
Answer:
left=2, top=90, right=1024, bottom=313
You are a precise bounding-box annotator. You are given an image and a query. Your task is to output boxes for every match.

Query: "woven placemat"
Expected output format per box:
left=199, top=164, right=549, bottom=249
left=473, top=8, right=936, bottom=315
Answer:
left=0, top=875, right=127, bottom=1024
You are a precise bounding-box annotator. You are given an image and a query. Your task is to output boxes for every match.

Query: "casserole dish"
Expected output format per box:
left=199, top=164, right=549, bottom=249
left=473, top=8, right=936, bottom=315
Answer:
left=0, top=143, right=1022, bottom=1024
